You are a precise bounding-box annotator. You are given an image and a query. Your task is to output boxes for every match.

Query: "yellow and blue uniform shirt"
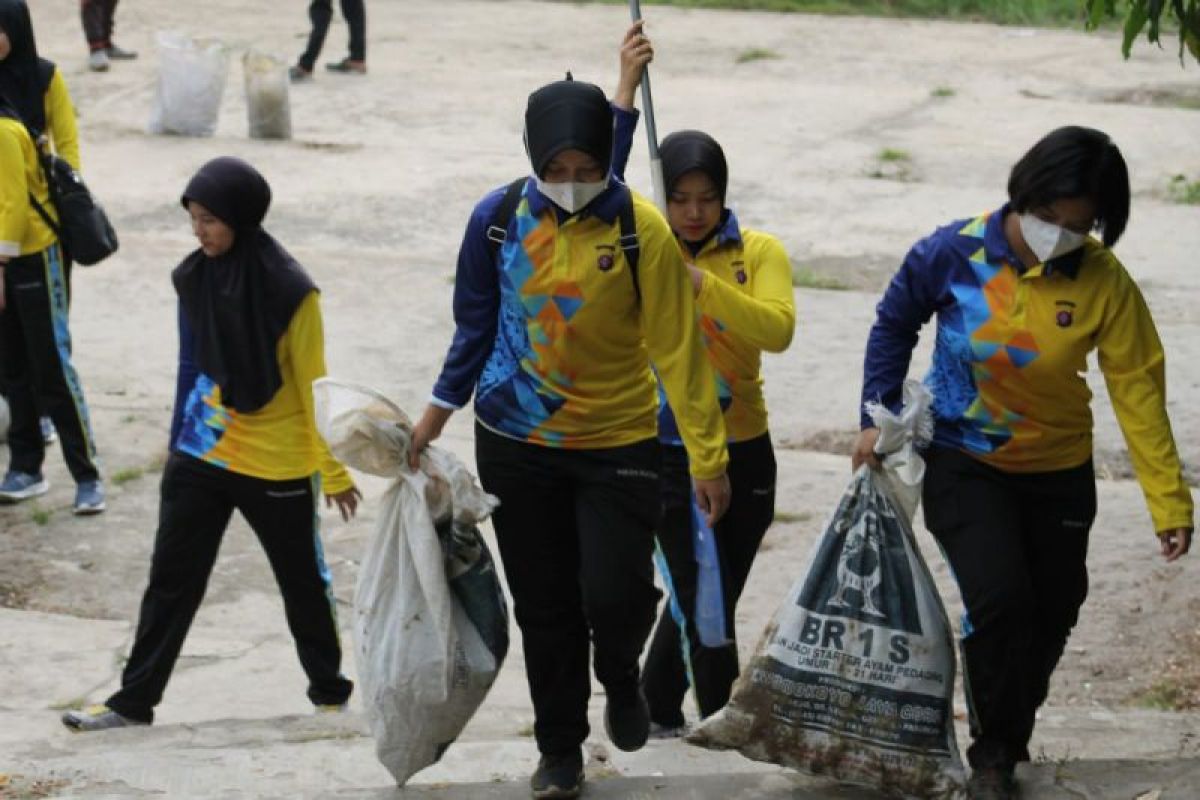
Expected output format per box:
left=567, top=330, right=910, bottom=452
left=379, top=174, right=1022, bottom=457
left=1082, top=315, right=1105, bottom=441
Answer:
left=0, top=116, right=56, bottom=258
left=431, top=178, right=728, bottom=480
left=610, top=104, right=796, bottom=445
left=170, top=290, right=354, bottom=494
left=863, top=206, right=1194, bottom=533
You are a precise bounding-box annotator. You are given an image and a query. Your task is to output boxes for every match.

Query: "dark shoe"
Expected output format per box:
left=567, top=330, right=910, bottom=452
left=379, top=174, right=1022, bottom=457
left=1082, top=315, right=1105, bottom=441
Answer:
left=604, top=687, right=650, bottom=752
left=289, top=65, right=313, bottom=83
left=967, top=766, right=1018, bottom=800
left=325, top=58, right=366, bottom=74
left=107, top=44, right=138, bottom=60
left=530, top=750, right=583, bottom=799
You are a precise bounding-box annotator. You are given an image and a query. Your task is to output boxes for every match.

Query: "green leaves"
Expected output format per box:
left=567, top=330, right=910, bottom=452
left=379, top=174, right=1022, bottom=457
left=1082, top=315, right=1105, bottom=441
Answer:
left=1087, top=0, right=1200, bottom=65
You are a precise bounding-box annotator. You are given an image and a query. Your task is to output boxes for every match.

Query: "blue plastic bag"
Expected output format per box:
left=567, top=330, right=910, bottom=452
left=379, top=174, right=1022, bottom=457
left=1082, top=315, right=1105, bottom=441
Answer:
left=691, top=495, right=730, bottom=648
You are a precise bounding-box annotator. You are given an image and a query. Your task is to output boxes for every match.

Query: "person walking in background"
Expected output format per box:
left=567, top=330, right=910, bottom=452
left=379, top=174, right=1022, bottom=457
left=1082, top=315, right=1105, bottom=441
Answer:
left=80, top=0, right=136, bottom=73
left=61, top=157, right=360, bottom=732
left=290, top=0, right=366, bottom=82
left=610, top=21, right=796, bottom=737
left=853, top=126, right=1193, bottom=799
left=407, top=76, right=731, bottom=799
left=0, top=0, right=105, bottom=514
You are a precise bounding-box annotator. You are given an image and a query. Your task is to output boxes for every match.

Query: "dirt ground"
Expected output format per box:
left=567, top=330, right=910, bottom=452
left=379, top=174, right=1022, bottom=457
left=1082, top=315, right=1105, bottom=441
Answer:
left=1, top=0, right=1197, bottom=738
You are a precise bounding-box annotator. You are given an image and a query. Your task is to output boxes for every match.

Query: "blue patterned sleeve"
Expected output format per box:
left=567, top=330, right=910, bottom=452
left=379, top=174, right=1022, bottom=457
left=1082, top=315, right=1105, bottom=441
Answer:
left=431, top=188, right=507, bottom=408
left=169, top=303, right=198, bottom=448
left=860, top=233, right=945, bottom=428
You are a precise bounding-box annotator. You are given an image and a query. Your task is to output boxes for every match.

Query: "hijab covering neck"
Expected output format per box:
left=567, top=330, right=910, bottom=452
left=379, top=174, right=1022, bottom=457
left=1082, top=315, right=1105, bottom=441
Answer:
left=0, top=0, right=55, bottom=132
left=662, top=129, right=730, bottom=249
left=524, top=74, right=613, bottom=178
left=172, top=157, right=316, bottom=414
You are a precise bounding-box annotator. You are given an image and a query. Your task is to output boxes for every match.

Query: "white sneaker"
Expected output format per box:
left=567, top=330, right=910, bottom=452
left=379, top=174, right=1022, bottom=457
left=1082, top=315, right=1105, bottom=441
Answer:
left=88, top=50, right=110, bottom=72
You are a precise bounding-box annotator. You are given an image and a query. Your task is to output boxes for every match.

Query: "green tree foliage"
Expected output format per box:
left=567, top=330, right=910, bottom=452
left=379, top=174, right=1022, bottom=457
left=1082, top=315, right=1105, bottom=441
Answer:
left=1085, top=0, right=1200, bottom=64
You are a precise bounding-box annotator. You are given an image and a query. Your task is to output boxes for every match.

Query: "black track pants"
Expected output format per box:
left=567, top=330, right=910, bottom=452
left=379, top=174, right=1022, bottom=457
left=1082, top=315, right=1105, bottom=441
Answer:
left=298, top=0, right=366, bottom=70
left=922, top=447, right=1095, bottom=771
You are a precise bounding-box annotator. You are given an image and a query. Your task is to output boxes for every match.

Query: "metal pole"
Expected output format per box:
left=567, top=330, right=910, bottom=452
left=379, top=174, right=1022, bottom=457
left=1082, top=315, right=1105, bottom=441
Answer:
left=629, top=0, right=666, bottom=211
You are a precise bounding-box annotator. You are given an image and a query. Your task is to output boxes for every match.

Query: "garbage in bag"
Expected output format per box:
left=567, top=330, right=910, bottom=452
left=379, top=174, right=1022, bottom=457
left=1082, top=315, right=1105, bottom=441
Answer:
left=243, top=50, right=292, bottom=140
left=147, top=32, right=229, bottom=137
left=688, top=381, right=964, bottom=798
left=313, top=378, right=509, bottom=786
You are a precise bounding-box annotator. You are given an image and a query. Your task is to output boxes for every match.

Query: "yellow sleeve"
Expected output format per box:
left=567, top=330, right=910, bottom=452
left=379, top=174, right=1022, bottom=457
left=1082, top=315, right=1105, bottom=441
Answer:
left=634, top=194, right=729, bottom=479
left=696, top=232, right=796, bottom=353
left=286, top=291, right=356, bottom=495
left=1097, top=263, right=1194, bottom=533
left=0, top=124, right=29, bottom=258
left=44, top=70, right=81, bottom=171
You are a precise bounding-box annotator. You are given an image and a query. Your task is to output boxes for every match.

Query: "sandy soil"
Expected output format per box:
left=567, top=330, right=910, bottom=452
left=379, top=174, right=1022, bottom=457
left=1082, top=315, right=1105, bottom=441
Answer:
left=2, top=0, right=1197, bottom=740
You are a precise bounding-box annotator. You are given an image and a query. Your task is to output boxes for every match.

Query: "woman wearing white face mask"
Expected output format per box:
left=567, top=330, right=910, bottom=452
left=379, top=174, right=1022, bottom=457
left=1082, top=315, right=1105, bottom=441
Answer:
left=409, top=76, right=731, bottom=800
left=853, top=126, right=1193, bottom=800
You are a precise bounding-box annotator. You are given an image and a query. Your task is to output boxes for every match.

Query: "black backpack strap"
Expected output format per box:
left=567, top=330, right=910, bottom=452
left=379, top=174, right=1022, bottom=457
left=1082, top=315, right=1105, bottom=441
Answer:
left=617, top=186, right=640, bottom=304
left=486, top=178, right=528, bottom=263
left=27, top=193, right=60, bottom=236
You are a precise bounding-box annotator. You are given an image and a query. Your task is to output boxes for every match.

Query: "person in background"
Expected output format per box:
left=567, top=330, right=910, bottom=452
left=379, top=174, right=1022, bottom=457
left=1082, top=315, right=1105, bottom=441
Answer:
left=610, top=20, right=796, bottom=736
left=853, top=126, right=1193, bottom=800
left=80, top=0, right=137, bottom=73
left=407, top=76, right=731, bottom=800
left=290, top=0, right=366, bottom=82
left=61, top=157, right=360, bottom=732
left=0, top=0, right=104, bottom=514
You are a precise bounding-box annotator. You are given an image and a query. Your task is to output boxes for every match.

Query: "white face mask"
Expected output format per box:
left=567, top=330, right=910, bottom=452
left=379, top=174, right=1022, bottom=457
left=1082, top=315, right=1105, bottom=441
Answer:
left=1018, top=213, right=1087, bottom=263
left=535, top=177, right=608, bottom=214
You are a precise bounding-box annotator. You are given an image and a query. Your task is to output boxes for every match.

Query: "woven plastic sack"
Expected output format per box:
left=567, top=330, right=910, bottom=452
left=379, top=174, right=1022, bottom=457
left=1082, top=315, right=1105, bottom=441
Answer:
left=313, top=378, right=508, bottom=785
left=243, top=50, right=292, bottom=140
left=688, top=381, right=964, bottom=798
left=147, top=32, right=229, bottom=137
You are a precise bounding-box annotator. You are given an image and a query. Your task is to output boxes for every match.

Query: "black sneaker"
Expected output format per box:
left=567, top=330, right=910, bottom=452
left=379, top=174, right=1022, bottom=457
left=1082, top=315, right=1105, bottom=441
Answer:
left=604, top=687, right=650, bottom=752
left=530, top=750, right=583, bottom=799
left=967, top=766, right=1019, bottom=800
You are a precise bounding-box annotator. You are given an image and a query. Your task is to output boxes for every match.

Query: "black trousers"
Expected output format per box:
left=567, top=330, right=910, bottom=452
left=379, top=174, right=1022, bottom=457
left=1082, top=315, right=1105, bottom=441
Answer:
left=80, top=0, right=119, bottom=50
left=106, top=454, right=352, bottom=722
left=475, top=423, right=662, bottom=756
left=922, top=447, right=1095, bottom=771
left=298, top=0, right=367, bottom=70
left=0, top=248, right=100, bottom=483
left=642, top=434, right=776, bottom=726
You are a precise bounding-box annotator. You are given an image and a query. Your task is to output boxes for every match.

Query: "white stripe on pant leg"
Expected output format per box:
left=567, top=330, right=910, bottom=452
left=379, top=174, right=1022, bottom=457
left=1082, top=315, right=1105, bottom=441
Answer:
left=43, top=245, right=98, bottom=462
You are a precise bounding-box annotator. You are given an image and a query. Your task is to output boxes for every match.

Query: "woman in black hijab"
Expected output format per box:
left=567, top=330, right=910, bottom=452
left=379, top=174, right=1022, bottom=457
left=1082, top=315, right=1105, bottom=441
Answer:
left=62, top=157, right=361, bottom=732
left=0, top=0, right=100, bottom=514
left=612, top=22, right=796, bottom=740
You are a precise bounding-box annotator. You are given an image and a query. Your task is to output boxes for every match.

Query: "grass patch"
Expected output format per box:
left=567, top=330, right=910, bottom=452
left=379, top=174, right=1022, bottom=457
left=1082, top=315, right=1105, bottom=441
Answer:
left=111, top=467, right=144, bottom=486
left=580, top=0, right=1086, bottom=26
left=1134, top=679, right=1195, bottom=711
left=1167, top=174, right=1200, bottom=205
left=735, top=46, right=782, bottom=63
left=774, top=510, right=813, bottom=523
left=30, top=508, right=51, bottom=526
left=931, top=86, right=956, bottom=97
left=792, top=264, right=849, bottom=290
left=877, top=147, right=911, bottom=162
left=516, top=722, right=535, bottom=737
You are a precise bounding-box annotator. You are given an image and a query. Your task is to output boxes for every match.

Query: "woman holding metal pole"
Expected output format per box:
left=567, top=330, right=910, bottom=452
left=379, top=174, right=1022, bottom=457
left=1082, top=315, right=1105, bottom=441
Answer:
left=612, top=19, right=797, bottom=736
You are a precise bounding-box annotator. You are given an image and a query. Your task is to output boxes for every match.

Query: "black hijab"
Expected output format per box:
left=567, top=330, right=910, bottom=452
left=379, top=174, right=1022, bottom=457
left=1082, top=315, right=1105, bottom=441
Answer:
left=661, top=130, right=730, bottom=253
left=0, top=0, right=55, bottom=132
left=172, top=157, right=316, bottom=413
left=524, top=76, right=613, bottom=178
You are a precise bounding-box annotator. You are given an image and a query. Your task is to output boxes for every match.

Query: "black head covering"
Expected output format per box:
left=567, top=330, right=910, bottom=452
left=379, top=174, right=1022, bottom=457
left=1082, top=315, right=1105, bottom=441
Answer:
left=172, top=157, right=317, bottom=413
left=524, top=76, right=613, bottom=178
left=0, top=0, right=55, bottom=132
left=661, top=130, right=729, bottom=203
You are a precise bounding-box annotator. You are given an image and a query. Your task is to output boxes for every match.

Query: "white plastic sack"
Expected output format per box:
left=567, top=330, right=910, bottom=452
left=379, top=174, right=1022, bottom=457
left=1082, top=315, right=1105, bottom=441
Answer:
left=313, top=379, right=508, bottom=786
left=243, top=50, right=292, bottom=140
left=688, top=381, right=964, bottom=798
left=148, top=32, right=229, bottom=137
left=0, top=394, right=9, bottom=443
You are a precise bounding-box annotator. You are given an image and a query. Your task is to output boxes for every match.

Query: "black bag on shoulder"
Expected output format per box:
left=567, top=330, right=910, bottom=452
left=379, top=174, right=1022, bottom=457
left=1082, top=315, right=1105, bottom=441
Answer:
left=24, top=128, right=118, bottom=266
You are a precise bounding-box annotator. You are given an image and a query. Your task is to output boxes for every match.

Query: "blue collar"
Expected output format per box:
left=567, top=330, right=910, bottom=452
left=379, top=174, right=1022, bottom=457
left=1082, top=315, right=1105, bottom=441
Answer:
left=525, top=176, right=628, bottom=225
left=715, top=208, right=744, bottom=247
left=984, top=202, right=1083, bottom=280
